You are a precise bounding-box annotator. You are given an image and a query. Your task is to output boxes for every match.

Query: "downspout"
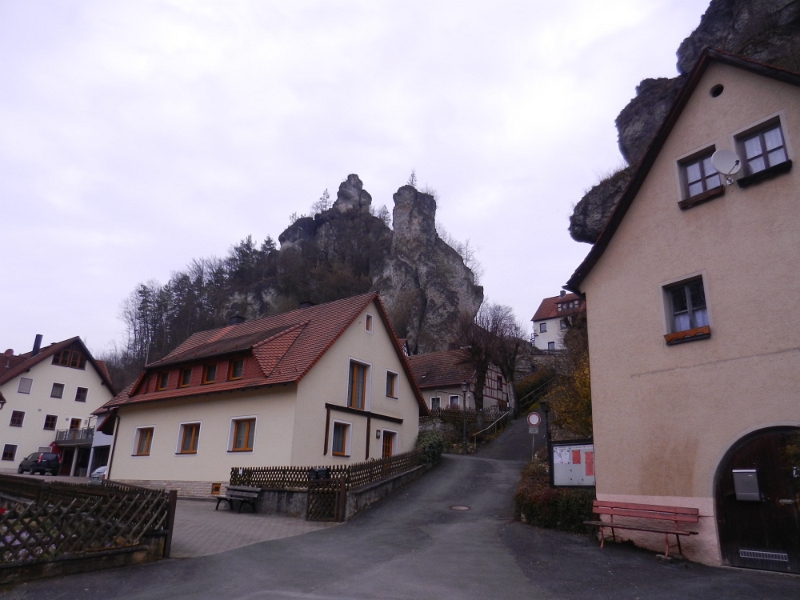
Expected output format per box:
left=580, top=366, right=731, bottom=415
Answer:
left=105, top=410, right=120, bottom=481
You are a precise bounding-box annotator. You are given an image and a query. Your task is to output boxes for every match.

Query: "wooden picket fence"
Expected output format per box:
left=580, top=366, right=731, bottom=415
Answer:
left=230, top=449, right=422, bottom=492
left=0, top=474, right=174, bottom=566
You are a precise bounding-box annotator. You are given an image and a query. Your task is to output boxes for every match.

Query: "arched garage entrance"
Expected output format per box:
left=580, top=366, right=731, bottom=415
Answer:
left=715, top=427, right=800, bottom=573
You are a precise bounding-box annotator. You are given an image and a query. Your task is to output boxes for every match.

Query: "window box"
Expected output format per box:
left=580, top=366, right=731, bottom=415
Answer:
left=737, top=159, right=792, bottom=189
left=664, top=325, right=711, bottom=345
left=678, top=185, right=725, bottom=210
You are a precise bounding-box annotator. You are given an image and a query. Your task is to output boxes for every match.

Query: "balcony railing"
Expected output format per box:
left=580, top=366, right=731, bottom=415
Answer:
left=55, top=427, right=94, bottom=443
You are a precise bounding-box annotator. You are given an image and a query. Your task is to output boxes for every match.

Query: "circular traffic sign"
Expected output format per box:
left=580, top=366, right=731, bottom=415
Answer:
left=527, top=412, right=541, bottom=426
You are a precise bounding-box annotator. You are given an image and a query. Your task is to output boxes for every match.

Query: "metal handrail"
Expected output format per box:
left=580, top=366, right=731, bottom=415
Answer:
left=471, top=411, right=510, bottom=443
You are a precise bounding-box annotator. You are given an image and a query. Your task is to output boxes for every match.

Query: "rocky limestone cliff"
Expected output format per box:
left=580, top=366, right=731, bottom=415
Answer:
left=278, top=175, right=483, bottom=354
left=373, top=185, right=483, bottom=354
left=569, top=0, right=800, bottom=244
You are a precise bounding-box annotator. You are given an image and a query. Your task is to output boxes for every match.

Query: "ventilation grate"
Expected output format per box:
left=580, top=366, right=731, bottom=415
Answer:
left=739, top=549, right=789, bottom=562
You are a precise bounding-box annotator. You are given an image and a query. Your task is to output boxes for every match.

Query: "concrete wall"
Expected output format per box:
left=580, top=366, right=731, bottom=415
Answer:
left=0, top=357, right=113, bottom=465
left=582, top=62, right=800, bottom=565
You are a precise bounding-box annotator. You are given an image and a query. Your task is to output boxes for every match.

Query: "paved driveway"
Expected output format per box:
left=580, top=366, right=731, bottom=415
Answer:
left=2, top=419, right=799, bottom=599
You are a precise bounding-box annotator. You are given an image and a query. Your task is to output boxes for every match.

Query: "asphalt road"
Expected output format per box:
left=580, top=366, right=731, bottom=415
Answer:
left=3, top=419, right=799, bottom=599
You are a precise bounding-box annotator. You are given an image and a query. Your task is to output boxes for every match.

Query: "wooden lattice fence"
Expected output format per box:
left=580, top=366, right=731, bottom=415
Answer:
left=0, top=475, right=172, bottom=566
left=230, top=449, right=422, bottom=492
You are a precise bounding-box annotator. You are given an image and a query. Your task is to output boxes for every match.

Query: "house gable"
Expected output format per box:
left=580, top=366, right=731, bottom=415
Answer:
left=567, top=49, right=800, bottom=295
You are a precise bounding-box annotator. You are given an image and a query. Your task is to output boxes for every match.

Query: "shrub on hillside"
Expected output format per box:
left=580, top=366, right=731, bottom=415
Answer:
left=416, top=430, right=446, bottom=465
left=514, top=461, right=594, bottom=534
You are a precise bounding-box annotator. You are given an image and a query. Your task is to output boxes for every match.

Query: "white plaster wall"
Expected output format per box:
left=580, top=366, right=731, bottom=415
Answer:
left=110, top=386, right=297, bottom=483
left=0, top=358, right=113, bottom=466
left=532, top=318, right=566, bottom=350
left=292, top=302, right=420, bottom=465
left=582, top=62, right=800, bottom=565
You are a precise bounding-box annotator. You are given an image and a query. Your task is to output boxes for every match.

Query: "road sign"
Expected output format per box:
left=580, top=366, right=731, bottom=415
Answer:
left=529, top=426, right=539, bottom=435
left=527, top=412, right=542, bottom=426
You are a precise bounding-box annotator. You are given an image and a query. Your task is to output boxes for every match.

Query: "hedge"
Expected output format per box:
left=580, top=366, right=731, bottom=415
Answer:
left=514, top=460, right=595, bottom=534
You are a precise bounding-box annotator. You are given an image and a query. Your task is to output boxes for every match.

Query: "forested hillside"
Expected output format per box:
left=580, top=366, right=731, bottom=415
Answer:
left=102, top=174, right=483, bottom=390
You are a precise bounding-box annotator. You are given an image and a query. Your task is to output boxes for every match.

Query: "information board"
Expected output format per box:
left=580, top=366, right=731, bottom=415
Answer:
left=551, top=441, right=595, bottom=487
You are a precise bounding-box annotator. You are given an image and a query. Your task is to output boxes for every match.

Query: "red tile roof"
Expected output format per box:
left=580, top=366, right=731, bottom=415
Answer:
left=407, top=349, right=475, bottom=390
left=531, top=293, right=585, bottom=322
left=0, top=337, right=115, bottom=393
left=101, top=292, right=428, bottom=414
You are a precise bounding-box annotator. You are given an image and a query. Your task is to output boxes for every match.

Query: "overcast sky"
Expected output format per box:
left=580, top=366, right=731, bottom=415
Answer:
left=0, top=0, right=712, bottom=357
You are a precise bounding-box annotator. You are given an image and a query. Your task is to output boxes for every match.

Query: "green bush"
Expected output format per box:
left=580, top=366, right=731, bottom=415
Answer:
left=514, top=461, right=595, bottom=534
left=416, top=430, right=446, bottom=465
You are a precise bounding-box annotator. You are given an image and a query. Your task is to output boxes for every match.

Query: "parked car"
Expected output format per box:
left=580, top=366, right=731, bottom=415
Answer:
left=17, top=453, right=40, bottom=474
left=17, top=452, right=60, bottom=475
left=89, top=465, right=107, bottom=481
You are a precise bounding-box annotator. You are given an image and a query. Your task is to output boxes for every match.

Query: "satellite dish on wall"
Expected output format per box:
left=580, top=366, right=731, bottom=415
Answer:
left=711, top=149, right=741, bottom=184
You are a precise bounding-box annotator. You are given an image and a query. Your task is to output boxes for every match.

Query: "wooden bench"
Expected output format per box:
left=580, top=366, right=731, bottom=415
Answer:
left=215, top=485, right=260, bottom=513
left=584, top=500, right=699, bottom=557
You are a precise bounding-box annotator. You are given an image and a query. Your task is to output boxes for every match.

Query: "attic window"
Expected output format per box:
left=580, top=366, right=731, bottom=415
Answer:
left=179, top=368, right=192, bottom=387
left=228, top=359, right=244, bottom=381
left=203, top=364, right=217, bottom=384
left=52, top=348, right=87, bottom=370
left=156, top=372, right=169, bottom=390
left=365, top=314, right=373, bottom=332
left=678, top=149, right=724, bottom=210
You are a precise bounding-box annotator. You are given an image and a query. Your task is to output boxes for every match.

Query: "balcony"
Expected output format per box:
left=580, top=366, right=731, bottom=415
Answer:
left=55, top=427, right=94, bottom=447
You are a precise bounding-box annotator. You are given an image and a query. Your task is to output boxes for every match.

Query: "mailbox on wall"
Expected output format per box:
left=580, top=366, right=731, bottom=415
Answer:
left=551, top=440, right=595, bottom=487
left=732, top=469, right=761, bottom=501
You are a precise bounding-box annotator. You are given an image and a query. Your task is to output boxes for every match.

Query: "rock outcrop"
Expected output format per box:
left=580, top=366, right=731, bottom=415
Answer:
left=569, top=0, right=800, bottom=244
left=276, top=175, right=483, bottom=353
left=373, top=186, right=483, bottom=354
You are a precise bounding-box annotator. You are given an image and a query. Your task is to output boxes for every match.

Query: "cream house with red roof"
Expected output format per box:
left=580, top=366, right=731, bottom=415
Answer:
left=0, top=336, right=115, bottom=476
left=101, top=293, right=426, bottom=496
left=530, top=292, right=585, bottom=352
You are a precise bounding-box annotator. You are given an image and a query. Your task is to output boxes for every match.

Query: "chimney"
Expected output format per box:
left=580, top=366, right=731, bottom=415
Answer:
left=559, top=290, right=566, bottom=298
left=31, top=334, right=43, bottom=357
left=229, top=315, right=245, bottom=326
left=299, top=301, right=316, bottom=309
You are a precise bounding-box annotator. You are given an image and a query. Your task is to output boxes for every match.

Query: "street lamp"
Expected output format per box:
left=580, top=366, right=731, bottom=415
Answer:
left=461, top=381, right=468, bottom=455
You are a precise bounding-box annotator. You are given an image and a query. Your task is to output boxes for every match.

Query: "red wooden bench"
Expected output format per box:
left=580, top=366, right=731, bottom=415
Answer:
left=584, top=500, right=699, bottom=557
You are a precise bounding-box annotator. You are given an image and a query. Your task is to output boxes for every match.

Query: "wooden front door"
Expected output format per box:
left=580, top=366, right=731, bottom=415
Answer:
left=382, top=432, right=395, bottom=459
left=716, top=427, right=800, bottom=573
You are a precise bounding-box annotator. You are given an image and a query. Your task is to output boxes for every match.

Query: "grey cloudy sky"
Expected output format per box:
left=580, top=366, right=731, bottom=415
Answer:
left=0, top=0, right=711, bottom=356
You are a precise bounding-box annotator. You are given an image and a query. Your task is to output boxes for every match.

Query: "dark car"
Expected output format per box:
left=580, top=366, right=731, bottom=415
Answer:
left=17, top=452, right=60, bottom=475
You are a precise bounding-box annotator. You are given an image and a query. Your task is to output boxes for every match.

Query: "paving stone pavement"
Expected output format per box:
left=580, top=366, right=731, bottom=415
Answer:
left=169, top=499, right=338, bottom=558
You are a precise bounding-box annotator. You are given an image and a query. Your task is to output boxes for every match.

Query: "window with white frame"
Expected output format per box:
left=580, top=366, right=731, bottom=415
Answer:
left=666, top=278, right=709, bottom=334
left=430, top=396, right=441, bottom=410
left=230, top=418, right=255, bottom=452
left=17, top=378, right=32, bottom=394
left=739, top=120, right=788, bottom=175
left=385, top=371, right=398, bottom=398
left=347, top=361, right=369, bottom=410
left=178, top=423, right=200, bottom=454
left=681, top=151, right=721, bottom=198
left=539, top=322, right=547, bottom=333
left=547, top=342, right=555, bottom=351
left=51, top=383, right=64, bottom=398
left=449, top=395, right=460, bottom=409
left=134, top=427, right=154, bottom=456
left=365, top=314, right=373, bottom=332
left=331, top=421, right=350, bottom=456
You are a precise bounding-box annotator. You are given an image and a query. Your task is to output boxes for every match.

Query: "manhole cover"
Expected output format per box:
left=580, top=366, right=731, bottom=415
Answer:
left=450, top=505, right=470, bottom=511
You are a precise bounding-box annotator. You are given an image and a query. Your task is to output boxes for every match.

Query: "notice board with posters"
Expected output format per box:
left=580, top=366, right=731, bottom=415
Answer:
left=551, top=439, right=595, bottom=487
